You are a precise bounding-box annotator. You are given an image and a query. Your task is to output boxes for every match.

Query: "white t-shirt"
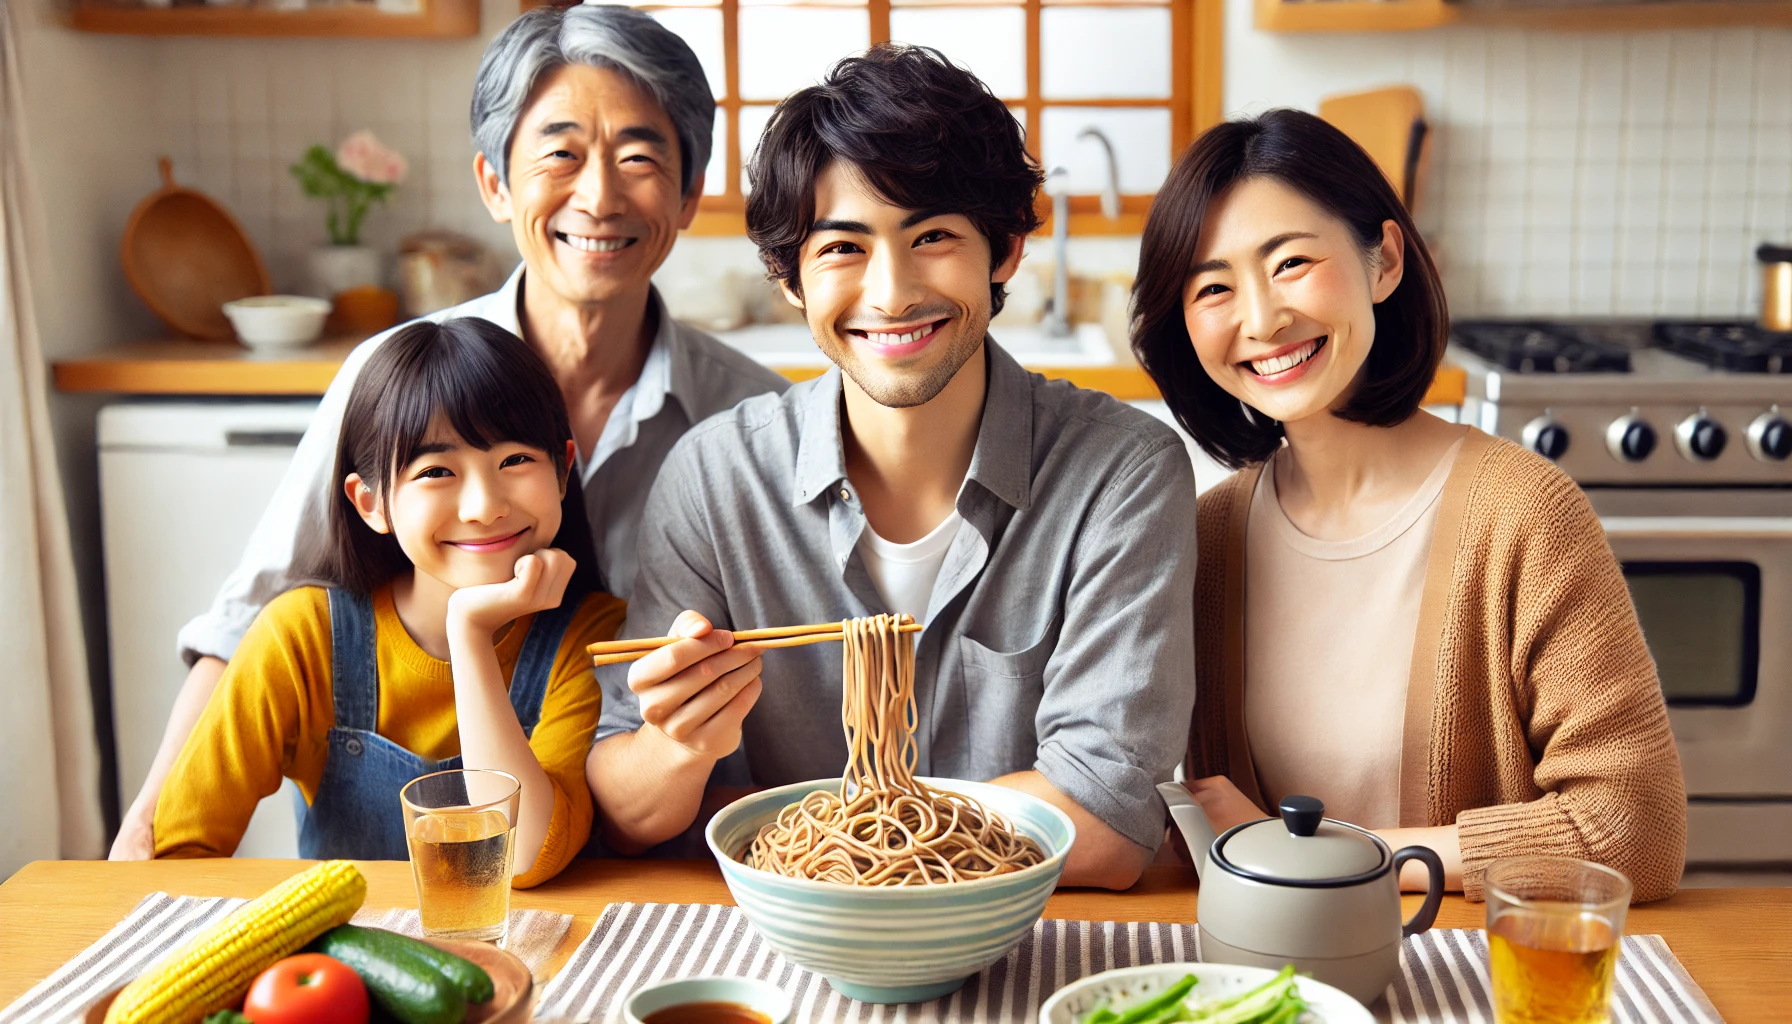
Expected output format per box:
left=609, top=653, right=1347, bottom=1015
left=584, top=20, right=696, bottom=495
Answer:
left=856, top=510, right=965, bottom=623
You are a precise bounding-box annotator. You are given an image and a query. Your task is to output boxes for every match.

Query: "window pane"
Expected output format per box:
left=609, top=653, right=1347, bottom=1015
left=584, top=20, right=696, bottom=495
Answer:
left=705, top=108, right=726, bottom=195
left=647, top=7, right=726, bottom=99
left=596, top=0, right=721, bottom=7
left=1040, top=6, right=1171, bottom=100
left=738, top=7, right=871, bottom=100
left=738, top=104, right=779, bottom=192
left=889, top=7, right=1026, bottom=100
left=1040, top=106, right=1170, bottom=194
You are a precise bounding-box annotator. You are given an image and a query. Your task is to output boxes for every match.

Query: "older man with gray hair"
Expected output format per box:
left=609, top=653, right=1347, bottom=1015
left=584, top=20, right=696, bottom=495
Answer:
left=108, top=3, right=786, bottom=859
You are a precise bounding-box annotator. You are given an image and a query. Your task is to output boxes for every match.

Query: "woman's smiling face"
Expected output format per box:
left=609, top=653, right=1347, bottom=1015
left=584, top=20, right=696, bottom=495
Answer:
left=1181, top=176, right=1404, bottom=426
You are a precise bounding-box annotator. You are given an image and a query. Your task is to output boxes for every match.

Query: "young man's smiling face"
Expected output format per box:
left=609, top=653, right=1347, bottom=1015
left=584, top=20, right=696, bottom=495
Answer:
left=477, top=63, right=701, bottom=310
left=782, top=161, right=1022, bottom=409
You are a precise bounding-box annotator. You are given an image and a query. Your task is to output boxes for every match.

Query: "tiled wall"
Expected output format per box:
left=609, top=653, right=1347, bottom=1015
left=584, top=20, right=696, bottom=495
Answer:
left=117, top=0, right=1792, bottom=320
left=1225, top=12, right=1792, bottom=320
left=145, top=23, right=507, bottom=297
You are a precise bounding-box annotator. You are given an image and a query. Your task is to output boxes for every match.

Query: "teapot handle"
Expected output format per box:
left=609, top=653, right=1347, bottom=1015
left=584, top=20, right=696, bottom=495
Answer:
left=1394, top=846, right=1446, bottom=937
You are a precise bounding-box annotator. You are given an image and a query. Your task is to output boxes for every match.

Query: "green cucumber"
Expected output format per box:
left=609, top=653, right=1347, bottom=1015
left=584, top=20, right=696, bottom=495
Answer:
left=390, top=936, right=495, bottom=1004
left=312, top=925, right=467, bottom=1024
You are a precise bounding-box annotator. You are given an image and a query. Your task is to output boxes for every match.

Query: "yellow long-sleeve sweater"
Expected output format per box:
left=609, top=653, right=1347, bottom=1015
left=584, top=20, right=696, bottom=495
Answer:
left=154, top=584, right=624, bottom=887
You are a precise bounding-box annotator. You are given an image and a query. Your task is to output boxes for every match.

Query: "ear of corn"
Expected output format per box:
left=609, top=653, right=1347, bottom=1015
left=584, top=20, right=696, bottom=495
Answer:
left=104, top=860, right=367, bottom=1024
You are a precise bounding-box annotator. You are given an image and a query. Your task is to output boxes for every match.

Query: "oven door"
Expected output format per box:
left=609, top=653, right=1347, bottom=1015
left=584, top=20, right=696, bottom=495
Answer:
left=1594, top=489, right=1792, bottom=865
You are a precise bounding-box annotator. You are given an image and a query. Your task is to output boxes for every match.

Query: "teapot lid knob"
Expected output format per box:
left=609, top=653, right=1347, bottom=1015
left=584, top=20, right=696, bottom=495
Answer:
left=1279, top=795, right=1324, bottom=837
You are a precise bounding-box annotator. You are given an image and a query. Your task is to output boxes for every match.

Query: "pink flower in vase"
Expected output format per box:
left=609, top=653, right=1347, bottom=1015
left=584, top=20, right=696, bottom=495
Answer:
left=336, top=130, right=409, bottom=185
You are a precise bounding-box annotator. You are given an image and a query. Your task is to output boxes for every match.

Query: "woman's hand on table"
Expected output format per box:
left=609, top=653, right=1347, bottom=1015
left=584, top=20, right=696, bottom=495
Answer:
left=1376, top=825, right=1464, bottom=892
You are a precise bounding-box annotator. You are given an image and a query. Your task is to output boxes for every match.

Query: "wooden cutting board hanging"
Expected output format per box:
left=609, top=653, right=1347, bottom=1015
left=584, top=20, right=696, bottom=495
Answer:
left=120, top=157, right=270, bottom=340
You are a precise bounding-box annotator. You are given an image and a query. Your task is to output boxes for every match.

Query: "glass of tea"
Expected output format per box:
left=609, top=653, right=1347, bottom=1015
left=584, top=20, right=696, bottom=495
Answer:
left=400, top=768, right=521, bottom=943
left=1485, top=856, right=1632, bottom=1024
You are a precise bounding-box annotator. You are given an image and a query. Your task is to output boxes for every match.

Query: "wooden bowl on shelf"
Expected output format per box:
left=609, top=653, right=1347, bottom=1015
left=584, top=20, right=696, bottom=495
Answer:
left=121, top=156, right=270, bottom=341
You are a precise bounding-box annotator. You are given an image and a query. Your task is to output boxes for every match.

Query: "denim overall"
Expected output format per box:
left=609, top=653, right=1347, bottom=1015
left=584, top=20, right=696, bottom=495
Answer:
left=294, top=588, right=581, bottom=860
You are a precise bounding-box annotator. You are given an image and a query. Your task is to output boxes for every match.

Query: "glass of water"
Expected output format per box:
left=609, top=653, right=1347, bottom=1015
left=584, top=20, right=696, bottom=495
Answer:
left=400, top=768, right=520, bottom=943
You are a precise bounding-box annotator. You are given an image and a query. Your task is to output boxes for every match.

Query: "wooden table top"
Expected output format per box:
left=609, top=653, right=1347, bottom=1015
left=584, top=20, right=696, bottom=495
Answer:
left=48, top=337, right=1472, bottom=407
left=2, top=861, right=1785, bottom=1020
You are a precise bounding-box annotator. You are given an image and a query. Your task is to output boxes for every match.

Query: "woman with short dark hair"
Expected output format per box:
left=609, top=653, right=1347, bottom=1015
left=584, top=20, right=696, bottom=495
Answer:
left=1138, top=109, right=1686, bottom=901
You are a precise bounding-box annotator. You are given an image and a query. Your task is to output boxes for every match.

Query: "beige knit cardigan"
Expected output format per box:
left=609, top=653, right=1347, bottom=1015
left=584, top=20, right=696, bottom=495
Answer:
left=1188, top=428, right=1687, bottom=901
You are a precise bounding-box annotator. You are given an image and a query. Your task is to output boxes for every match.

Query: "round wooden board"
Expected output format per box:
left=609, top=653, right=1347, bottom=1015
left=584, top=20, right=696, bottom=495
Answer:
left=84, top=935, right=532, bottom=1024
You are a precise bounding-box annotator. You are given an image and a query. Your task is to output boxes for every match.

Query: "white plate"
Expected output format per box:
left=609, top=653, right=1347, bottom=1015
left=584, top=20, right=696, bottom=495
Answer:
left=1039, top=962, right=1375, bottom=1024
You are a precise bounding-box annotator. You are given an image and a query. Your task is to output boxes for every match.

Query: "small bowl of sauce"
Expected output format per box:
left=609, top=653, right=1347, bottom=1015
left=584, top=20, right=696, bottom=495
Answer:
left=623, top=977, right=792, bottom=1024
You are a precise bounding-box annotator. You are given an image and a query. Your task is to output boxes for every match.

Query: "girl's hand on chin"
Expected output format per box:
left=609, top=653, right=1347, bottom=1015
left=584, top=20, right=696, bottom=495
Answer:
left=447, top=548, right=577, bottom=635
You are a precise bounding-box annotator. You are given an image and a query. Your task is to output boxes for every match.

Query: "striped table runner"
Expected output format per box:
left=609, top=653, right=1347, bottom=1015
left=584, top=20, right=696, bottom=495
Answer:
left=534, top=903, right=1724, bottom=1024
left=0, top=894, right=572, bottom=1024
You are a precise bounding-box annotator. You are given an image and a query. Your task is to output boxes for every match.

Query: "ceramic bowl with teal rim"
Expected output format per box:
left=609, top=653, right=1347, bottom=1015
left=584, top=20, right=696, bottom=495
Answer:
left=706, top=777, right=1075, bottom=1005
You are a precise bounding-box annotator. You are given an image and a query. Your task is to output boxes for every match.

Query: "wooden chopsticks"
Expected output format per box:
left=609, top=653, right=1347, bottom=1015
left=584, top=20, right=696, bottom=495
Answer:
left=588, top=619, right=921, bottom=667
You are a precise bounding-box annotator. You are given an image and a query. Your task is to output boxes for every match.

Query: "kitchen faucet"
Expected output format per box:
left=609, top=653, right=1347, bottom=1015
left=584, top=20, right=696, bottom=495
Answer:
left=1043, top=127, right=1121, bottom=338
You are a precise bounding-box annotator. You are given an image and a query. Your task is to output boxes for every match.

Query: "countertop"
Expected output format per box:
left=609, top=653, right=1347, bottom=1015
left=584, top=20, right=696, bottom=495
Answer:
left=50, top=336, right=1470, bottom=406
left=1, top=861, right=1784, bottom=1020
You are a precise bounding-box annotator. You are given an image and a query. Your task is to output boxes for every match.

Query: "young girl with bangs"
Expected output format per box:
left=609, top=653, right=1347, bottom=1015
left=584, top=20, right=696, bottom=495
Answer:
left=153, top=317, right=624, bottom=886
left=1138, top=110, right=1686, bottom=901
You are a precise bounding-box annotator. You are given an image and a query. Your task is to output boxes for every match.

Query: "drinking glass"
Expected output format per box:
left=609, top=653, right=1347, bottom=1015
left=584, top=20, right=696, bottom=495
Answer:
left=400, top=768, right=520, bottom=943
left=1485, top=856, right=1632, bottom=1024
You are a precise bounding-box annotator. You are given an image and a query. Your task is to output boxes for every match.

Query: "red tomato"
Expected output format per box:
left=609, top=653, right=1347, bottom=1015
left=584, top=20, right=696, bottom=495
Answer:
left=244, top=953, right=369, bottom=1024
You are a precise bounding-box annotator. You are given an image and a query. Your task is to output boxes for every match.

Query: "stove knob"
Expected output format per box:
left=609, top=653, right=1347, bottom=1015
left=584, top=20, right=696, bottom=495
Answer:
left=1605, top=414, right=1657, bottom=463
left=1522, top=416, right=1570, bottom=460
left=1747, top=409, right=1792, bottom=462
left=1674, top=411, right=1729, bottom=462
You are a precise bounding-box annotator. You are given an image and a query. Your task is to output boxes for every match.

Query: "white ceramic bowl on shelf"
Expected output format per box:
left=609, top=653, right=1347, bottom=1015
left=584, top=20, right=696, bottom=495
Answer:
left=706, top=777, right=1075, bottom=1005
left=221, top=295, right=331, bottom=349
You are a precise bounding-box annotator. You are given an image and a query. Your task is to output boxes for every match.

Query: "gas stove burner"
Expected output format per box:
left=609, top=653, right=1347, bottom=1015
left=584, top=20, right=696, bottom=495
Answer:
left=1653, top=322, right=1792, bottom=374
left=1450, top=321, right=1632, bottom=373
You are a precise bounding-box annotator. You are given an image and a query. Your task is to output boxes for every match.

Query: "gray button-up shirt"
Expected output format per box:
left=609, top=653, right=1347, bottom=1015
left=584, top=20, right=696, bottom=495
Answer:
left=599, top=341, right=1197, bottom=850
left=177, top=266, right=787, bottom=664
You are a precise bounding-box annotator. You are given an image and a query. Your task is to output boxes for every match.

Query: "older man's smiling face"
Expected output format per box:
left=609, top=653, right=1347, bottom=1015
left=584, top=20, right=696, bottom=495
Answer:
left=478, top=64, right=701, bottom=309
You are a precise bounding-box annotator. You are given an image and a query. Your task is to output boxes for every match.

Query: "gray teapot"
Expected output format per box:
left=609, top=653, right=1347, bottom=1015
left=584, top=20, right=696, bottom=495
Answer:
left=1157, top=784, right=1445, bottom=1006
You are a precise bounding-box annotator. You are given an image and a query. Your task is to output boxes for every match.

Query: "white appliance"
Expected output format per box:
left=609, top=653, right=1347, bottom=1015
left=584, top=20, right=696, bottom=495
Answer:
left=1453, top=320, right=1792, bottom=883
left=100, top=400, right=318, bottom=858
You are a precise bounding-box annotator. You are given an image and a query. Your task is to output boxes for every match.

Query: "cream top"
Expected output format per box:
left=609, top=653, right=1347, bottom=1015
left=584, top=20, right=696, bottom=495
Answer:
left=1242, top=437, right=1463, bottom=829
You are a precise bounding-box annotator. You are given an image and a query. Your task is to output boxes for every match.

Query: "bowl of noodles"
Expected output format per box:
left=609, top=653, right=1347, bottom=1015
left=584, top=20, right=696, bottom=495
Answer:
left=704, top=615, right=1076, bottom=1006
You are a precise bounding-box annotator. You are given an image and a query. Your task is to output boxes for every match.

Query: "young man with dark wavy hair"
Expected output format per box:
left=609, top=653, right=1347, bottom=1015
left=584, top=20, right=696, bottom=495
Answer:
left=586, top=45, right=1196, bottom=888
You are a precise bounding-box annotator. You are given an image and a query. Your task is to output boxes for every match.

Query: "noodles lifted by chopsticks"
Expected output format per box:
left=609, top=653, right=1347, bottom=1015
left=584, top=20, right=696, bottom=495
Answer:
left=744, top=613, right=1046, bottom=885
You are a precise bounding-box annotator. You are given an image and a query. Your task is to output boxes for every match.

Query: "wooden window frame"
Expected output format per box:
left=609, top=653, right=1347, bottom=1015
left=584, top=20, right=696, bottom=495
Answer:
left=524, top=0, right=1224, bottom=234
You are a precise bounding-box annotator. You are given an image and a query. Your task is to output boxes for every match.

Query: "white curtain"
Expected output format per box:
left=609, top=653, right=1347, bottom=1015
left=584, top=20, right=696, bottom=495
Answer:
left=0, top=0, right=105, bottom=875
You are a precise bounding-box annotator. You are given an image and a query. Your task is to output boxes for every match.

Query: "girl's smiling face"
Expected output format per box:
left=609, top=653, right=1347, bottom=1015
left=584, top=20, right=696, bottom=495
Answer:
left=1181, top=176, right=1405, bottom=426
left=346, top=418, right=571, bottom=590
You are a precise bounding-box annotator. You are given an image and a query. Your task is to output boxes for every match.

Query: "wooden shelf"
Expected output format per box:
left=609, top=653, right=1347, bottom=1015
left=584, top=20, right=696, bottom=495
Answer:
left=69, top=0, right=479, bottom=37
left=1255, top=0, right=1454, bottom=31
left=1256, top=0, right=1792, bottom=31
left=1458, top=0, right=1792, bottom=28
